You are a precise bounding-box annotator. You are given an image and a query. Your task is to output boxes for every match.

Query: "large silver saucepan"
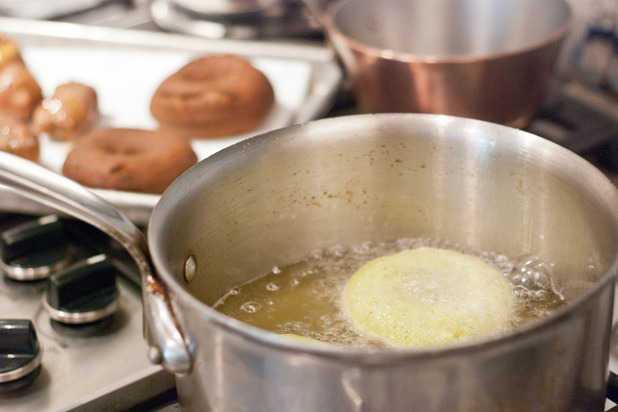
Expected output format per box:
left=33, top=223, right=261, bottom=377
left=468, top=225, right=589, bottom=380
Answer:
left=1, top=114, right=618, bottom=411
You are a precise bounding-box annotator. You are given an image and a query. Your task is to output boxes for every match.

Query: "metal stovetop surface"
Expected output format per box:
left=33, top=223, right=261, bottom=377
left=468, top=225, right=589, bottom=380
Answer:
left=0, top=214, right=175, bottom=412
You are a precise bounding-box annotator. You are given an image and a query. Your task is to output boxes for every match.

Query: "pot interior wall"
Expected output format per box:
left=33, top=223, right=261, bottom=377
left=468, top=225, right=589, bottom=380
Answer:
left=150, top=114, right=618, bottom=307
left=330, top=0, right=571, bottom=57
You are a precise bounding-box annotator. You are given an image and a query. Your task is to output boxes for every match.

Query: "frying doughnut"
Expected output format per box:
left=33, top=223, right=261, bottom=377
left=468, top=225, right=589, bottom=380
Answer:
left=33, top=82, right=98, bottom=141
left=0, top=115, right=39, bottom=161
left=150, top=54, right=275, bottom=138
left=62, top=128, right=198, bottom=194
left=343, top=247, right=514, bottom=346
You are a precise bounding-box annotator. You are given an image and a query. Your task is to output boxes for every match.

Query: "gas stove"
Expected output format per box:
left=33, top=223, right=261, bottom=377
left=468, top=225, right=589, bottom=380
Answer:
left=1, top=1, right=618, bottom=410
left=0, top=213, right=175, bottom=411
left=1, top=81, right=618, bottom=410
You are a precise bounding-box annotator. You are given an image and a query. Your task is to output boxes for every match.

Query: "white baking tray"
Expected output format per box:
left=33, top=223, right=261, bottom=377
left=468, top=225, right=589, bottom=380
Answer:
left=0, top=17, right=342, bottom=225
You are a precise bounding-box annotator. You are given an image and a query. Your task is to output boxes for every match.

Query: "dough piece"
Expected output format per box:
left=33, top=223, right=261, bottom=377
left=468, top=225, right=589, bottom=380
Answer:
left=343, top=247, right=514, bottom=346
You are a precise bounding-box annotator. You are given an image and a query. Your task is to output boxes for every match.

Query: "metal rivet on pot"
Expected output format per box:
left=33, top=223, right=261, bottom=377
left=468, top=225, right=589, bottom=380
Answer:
left=147, top=346, right=162, bottom=365
left=184, top=255, right=197, bottom=283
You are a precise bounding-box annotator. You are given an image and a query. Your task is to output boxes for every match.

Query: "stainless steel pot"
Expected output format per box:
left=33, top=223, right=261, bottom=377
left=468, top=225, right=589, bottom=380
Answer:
left=316, top=0, right=572, bottom=127
left=1, top=114, right=618, bottom=411
left=173, top=0, right=280, bottom=15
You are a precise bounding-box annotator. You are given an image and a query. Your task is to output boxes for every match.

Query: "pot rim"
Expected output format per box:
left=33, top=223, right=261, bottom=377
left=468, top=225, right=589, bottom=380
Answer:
left=323, top=0, right=573, bottom=65
left=149, top=113, right=618, bottom=362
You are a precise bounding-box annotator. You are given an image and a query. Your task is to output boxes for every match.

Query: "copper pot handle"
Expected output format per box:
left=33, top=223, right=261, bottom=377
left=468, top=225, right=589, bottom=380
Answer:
left=0, top=152, right=191, bottom=374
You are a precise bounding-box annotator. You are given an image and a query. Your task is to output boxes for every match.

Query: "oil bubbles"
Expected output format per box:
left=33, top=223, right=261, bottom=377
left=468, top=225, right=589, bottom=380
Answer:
left=508, top=254, right=563, bottom=305
left=240, top=301, right=262, bottom=313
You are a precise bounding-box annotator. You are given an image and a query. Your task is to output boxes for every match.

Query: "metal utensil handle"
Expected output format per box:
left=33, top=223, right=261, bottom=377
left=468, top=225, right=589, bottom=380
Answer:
left=0, top=152, right=191, bottom=374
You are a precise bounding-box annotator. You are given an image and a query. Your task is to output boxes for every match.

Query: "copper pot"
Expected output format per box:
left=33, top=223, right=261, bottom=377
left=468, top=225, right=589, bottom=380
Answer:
left=320, top=0, right=572, bottom=127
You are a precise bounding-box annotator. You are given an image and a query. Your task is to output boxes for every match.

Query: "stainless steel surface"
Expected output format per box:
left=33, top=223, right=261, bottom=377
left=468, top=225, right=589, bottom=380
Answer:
left=143, top=288, right=192, bottom=375
left=0, top=17, right=342, bottom=224
left=150, top=0, right=320, bottom=39
left=321, top=0, right=572, bottom=126
left=0, top=153, right=148, bottom=267
left=0, top=185, right=158, bottom=227
left=173, top=0, right=279, bottom=15
left=42, top=295, right=119, bottom=324
left=0, top=151, right=192, bottom=377
left=150, top=0, right=244, bottom=39
left=1, top=102, right=618, bottom=409
left=0, top=350, right=41, bottom=383
left=2, top=259, right=70, bottom=281
left=0, top=0, right=111, bottom=19
left=0, top=243, right=175, bottom=412
left=144, top=113, right=618, bottom=411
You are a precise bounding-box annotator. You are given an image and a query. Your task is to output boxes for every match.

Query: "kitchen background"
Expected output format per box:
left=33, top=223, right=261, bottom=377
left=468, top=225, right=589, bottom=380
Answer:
left=0, top=0, right=618, bottom=411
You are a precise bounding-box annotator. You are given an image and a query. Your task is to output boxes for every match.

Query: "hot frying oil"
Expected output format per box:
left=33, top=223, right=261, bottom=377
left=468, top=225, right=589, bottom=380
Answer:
left=213, top=238, right=567, bottom=347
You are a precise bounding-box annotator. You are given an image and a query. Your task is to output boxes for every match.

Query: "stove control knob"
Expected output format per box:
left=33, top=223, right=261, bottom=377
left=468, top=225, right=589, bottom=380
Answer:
left=0, top=319, right=42, bottom=392
left=43, top=254, right=119, bottom=325
left=0, top=214, right=71, bottom=281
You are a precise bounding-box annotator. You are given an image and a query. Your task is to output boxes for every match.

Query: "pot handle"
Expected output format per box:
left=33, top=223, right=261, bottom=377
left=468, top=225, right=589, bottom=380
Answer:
left=0, top=152, right=191, bottom=374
